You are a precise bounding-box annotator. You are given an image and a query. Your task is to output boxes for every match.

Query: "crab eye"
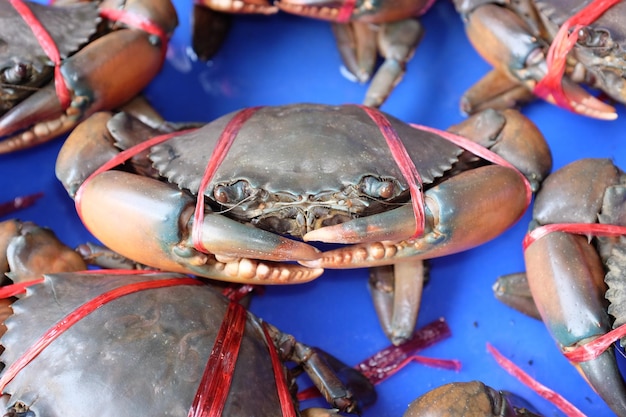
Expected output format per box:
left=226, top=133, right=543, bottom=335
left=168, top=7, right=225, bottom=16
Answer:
left=360, top=176, right=400, bottom=199
left=576, top=27, right=608, bottom=48
left=2, top=62, right=32, bottom=85
left=213, top=180, right=251, bottom=204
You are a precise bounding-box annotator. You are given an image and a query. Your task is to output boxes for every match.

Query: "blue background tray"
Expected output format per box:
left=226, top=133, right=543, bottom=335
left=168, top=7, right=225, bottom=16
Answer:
left=3, top=1, right=626, bottom=415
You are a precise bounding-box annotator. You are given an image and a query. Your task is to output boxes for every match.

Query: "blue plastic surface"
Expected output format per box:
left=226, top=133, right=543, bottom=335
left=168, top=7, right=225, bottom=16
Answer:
left=2, top=1, right=626, bottom=416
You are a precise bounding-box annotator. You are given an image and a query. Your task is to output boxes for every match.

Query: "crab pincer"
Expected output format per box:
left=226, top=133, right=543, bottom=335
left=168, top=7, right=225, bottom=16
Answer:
left=0, top=0, right=178, bottom=153
left=496, top=158, right=626, bottom=415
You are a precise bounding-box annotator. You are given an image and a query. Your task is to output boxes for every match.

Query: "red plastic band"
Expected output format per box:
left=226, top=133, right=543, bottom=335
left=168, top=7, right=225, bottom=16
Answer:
left=336, top=0, right=356, bottom=23
left=563, top=322, right=626, bottom=362
left=533, top=0, right=620, bottom=110
left=358, top=106, right=426, bottom=238
left=0, top=276, right=203, bottom=392
left=0, top=192, right=44, bottom=217
left=8, top=0, right=71, bottom=108
left=523, top=222, right=626, bottom=250
left=487, top=343, right=586, bottom=417
left=188, top=301, right=247, bottom=417
left=192, top=107, right=262, bottom=252
left=0, top=278, right=44, bottom=298
left=262, top=323, right=298, bottom=417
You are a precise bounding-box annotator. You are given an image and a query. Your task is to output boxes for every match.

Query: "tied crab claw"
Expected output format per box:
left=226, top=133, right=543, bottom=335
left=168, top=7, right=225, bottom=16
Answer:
left=0, top=0, right=178, bottom=154
left=453, top=0, right=623, bottom=120
left=494, top=158, right=626, bottom=416
left=55, top=103, right=551, bottom=345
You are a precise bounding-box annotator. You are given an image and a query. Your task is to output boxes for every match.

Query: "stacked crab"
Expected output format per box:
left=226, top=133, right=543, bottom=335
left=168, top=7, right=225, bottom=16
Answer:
left=2, top=0, right=626, bottom=416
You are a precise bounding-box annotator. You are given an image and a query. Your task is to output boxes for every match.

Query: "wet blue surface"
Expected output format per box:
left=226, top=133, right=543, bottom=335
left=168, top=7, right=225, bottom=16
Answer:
left=3, top=0, right=626, bottom=416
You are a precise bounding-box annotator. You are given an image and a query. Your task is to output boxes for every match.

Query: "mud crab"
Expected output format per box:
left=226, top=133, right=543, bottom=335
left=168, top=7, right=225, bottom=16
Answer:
left=193, top=0, right=429, bottom=107
left=0, top=0, right=178, bottom=153
left=55, top=103, right=552, bottom=345
left=494, top=158, right=626, bottom=415
left=403, top=381, right=542, bottom=416
left=0, top=219, right=375, bottom=416
left=454, top=0, right=625, bottom=119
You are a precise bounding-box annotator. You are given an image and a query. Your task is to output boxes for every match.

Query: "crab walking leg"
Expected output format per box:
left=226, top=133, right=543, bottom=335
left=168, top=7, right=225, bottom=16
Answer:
left=524, top=232, right=626, bottom=415
left=369, top=260, right=425, bottom=345
left=303, top=164, right=528, bottom=262
left=77, top=171, right=323, bottom=284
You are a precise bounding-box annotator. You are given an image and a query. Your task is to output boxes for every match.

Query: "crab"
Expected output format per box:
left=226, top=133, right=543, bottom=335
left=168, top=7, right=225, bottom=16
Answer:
left=493, top=158, right=626, bottom=415
left=0, top=0, right=178, bottom=153
left=55, top=103, right=552, bottom=345
left=403, top=381, right=543, bottom=417
left=193, top=0, right=430, bottom=107
left=0, top=220, right=375, bottom=416
left=453, top=0, right=625, bottom=120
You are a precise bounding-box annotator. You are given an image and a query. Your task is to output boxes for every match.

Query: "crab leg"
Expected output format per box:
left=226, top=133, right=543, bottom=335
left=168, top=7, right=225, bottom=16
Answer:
left=369, top=260, right=426, bottom=345
left=77, top=170, right=323, bottom=284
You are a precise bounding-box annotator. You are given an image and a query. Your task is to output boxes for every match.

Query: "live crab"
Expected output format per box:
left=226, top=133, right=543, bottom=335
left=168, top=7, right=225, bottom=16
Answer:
left=55, top=103, right=552, bottom=344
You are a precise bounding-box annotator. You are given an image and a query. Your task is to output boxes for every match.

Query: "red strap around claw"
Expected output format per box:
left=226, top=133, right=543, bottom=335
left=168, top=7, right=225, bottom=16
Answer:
left=533, top=0, right=621, bottom=111
left=8, top=0, right=71, bottom=108
left=523, top=222, right=626, bottom=362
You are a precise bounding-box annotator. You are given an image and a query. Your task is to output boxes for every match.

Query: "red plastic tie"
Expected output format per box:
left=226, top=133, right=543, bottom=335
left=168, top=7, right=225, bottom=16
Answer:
left=0, top=278, right=44, bottom=298
left=188, top=301, right=247, bottom=417
left=192, top=107, right=261, bottom=252
left=523, top=222, right=626, bottom=250
left=262, top=323, right=298, bottom=417
left=0, top=192, right=44, bottom=217
left=358, top=106, right=426, bottom=238
left=533, top=0, right=620, bottom=110
left=487, top=343, right=586, bottom=417
left=0, top=276, right=203, bottom=392
left=8, top=0, right=71, bottom=108
left=563, top=322, right=626, bottom=362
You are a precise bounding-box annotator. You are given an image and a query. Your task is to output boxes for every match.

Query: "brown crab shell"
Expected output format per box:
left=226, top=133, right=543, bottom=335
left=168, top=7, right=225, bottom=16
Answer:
left=145, top=103, right=462, bottom=228
left=0, top=272, right=291, bottom=416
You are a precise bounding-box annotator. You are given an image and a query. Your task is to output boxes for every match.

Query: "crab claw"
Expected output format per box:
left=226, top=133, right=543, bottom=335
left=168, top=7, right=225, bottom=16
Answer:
left=0, top=219, right=86, bottom=283
left=521, top=158, right=626, bottom=415
left=456, top=2, right=617, bottom=120
left=77, top=170, right=323, bottom=284
left=0, top=0, right=178, bottom=153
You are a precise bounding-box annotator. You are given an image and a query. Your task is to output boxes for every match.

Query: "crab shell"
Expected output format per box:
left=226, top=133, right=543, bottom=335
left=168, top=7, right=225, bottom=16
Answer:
left=140, top=104, right=462, bottom=238
left=0, top=272, right=299, bottom=416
